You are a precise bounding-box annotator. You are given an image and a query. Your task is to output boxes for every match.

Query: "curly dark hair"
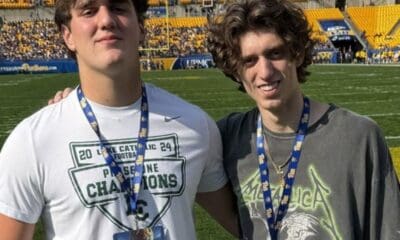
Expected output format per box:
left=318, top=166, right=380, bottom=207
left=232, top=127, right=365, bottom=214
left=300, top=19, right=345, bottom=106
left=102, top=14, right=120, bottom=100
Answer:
left=54, top=0, right=148, bottom=58
left=207, top=0, right=315, bottom=88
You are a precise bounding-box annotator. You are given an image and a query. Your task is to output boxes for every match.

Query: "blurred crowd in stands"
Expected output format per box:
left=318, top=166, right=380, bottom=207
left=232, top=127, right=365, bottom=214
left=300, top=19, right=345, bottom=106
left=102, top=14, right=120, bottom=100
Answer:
left=0, top=19, right=67, bottom=60
left=0, top=18, right=399, bottom=66
left=142, top=24, right=207, bottom=57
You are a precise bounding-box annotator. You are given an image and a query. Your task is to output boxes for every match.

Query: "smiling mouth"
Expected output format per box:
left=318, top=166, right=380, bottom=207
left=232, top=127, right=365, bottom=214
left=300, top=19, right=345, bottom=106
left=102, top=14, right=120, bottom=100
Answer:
left=258, top=80, right=280, bottom=91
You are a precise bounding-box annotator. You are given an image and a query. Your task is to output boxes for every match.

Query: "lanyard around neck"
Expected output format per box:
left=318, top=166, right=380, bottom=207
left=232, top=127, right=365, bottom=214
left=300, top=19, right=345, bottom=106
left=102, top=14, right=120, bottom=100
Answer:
left=77, top=85, right=149, bottom=214
left=256, top=97, right=310, bottom=240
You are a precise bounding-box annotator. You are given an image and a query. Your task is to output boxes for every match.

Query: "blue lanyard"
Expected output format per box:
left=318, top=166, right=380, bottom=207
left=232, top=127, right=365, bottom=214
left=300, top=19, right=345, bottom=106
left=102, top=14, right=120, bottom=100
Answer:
left=77, top=85, right=149, bottom=213
left=256, top=97, right=310, bottom=240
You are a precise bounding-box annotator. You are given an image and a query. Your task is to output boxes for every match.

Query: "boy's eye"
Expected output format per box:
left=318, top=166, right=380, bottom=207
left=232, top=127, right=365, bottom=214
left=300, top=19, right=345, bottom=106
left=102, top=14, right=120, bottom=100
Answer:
left=272, top=50, right=281, bottom=56
left=242, top=57, right=257, bottom=67
left=110, top=6, right=125, bottom=12
left=82, top=9, right=94, bottom=15
left=79, top=6, right=97, bottom=16
left=267, top=48, right=287, bottom=60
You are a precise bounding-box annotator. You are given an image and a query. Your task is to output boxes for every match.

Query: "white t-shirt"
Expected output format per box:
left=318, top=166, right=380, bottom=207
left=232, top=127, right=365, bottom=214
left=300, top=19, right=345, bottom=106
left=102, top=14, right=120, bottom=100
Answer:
left=0, top=83, right=227, bottom=240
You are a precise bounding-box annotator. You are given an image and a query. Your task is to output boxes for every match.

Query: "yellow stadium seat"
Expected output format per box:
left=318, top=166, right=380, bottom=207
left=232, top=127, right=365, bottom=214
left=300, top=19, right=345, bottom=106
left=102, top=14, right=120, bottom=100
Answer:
left=347, top=5, right=400, bottom=48
left=304, top=8, right=344, bottom=43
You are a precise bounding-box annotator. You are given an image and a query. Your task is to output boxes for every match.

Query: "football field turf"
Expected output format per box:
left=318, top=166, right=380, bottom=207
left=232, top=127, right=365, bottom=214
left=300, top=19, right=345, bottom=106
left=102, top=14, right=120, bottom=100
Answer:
left=0, top=64, right=399, bottom=239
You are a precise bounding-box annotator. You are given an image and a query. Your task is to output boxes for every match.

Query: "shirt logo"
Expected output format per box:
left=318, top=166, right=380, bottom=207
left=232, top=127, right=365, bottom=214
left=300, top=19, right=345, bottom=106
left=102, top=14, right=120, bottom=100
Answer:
left=164, top=116, right=181, bottom=122
left=68, top=134, right=186, bottom=230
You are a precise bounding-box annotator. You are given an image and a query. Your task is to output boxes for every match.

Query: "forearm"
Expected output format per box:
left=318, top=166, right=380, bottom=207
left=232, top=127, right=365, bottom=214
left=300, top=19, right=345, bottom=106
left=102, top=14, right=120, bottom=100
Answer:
left=196, top=184, right=241, bottom=238
left=0, top=214, right=35, bottom=240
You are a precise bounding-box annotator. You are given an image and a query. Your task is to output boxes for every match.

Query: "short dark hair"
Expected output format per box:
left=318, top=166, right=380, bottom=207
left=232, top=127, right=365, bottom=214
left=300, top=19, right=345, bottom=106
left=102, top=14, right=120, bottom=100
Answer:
left=207, top=0, right=314, bottom=87
left=54, top=0, right=148, bottom=58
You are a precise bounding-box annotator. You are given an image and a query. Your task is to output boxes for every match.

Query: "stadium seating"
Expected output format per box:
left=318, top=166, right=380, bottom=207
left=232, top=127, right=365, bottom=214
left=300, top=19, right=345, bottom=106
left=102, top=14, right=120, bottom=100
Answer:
left=0, top=3, right=399, bottom=62
left=148, top=0, right=169, bottom=6
left=0, top=19, right=68, bottom=60
left=0, top=3, right=33, bottom=9
left=178, top=0, right=192, bottom=4
left=304, top=8, right=345, bottom=43
left=0, top=0, right=33, bottom=9
left=143, top=16, right=207, bottom=55
left=347, top=5, right=400, bottom=48
left=0, top=14, right=339, bottom=61
left=43, top=0, right=55, bottom=7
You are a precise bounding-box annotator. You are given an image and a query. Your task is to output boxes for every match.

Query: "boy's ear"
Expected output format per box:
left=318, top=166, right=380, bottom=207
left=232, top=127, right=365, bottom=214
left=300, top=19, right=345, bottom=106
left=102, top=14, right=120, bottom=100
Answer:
left=61, top=25, right=76, bottom=52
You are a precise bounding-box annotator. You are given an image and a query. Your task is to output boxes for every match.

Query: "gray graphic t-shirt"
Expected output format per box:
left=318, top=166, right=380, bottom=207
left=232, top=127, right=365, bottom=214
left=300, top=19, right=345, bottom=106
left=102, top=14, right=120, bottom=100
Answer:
left=218, top=104, right=400, bottom=240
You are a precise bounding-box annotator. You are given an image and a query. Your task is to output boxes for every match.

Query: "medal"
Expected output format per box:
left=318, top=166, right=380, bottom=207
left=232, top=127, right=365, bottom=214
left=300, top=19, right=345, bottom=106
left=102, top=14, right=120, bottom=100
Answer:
left=113, top=226, right=165, bottom=240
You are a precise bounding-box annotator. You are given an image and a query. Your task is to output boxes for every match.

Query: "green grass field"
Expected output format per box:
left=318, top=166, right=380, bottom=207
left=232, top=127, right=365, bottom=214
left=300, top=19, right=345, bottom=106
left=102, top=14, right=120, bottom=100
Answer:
left=0, top=65, right=399, bottom=239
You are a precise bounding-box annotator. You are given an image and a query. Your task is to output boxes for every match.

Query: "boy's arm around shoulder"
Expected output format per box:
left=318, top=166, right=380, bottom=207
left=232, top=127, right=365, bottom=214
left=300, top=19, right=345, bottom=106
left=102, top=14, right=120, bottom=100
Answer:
left=194, top=114, right=240, bottom=238
left=196, top=183, right=240, bottom=238
left=47, top=87, right=73, bottom=105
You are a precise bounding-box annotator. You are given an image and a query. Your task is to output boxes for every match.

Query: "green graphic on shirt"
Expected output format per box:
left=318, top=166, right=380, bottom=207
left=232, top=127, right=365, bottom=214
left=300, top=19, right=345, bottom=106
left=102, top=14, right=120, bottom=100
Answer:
left=238, top=165, right=342, bottom=240
left=68, top=134, right=186, bottom=231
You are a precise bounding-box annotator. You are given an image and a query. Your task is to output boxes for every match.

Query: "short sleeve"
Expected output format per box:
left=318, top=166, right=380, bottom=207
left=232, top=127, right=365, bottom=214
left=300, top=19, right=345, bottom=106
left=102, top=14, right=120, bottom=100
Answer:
left=0, top=120, right=44, bottom=224
left=197, top=116, right=227, bottom=192
left=367, top=124, right=400, bottom=239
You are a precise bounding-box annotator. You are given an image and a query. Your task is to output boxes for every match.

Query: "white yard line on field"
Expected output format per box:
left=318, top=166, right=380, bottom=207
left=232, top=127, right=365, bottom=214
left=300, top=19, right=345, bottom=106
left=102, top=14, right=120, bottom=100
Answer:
left=339, top=99, right=400, bottom=105
left=386, top=136, right=400, bottom=140
left=366, top=113, right=400, bottom=117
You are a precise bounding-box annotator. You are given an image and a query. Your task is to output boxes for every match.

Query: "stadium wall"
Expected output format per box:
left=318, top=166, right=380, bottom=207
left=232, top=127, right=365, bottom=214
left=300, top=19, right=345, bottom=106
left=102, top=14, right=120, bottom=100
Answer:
left=0, top=52, right=346, bottom=74
left=0, top=55, right=215, bottom=74
left=0, top=59, right=77, bottom=74
left=140, top=54, right=215, bottom=71
left=171, top=54, right=214, bottom=70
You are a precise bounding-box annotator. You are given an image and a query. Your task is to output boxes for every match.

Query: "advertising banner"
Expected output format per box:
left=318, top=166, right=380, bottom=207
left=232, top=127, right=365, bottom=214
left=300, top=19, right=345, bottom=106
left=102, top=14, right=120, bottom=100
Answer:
left=0, top=59, right=78, bottom=74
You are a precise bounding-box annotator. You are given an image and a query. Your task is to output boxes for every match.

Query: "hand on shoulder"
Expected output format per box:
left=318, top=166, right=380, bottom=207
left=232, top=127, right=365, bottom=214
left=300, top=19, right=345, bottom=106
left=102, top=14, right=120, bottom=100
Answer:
left=47, top=88, right=73, bottom=105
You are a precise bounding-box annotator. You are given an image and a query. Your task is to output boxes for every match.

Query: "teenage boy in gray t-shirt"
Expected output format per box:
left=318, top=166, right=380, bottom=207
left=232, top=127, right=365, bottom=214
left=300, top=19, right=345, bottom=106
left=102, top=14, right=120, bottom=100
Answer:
left=208, top=0, right=400, bottom=239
